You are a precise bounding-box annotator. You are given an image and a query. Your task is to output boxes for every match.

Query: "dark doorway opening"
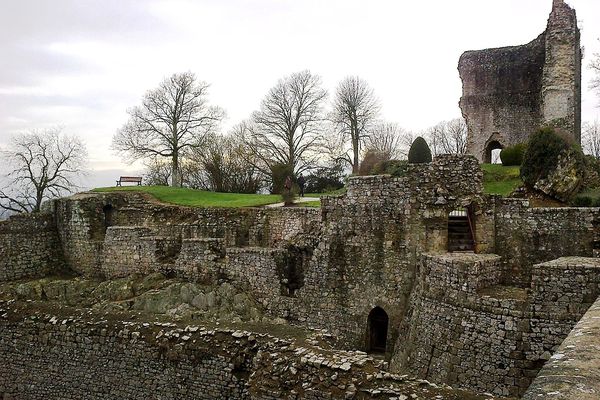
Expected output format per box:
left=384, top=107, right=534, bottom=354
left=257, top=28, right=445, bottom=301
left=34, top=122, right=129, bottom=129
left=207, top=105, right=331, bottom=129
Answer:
left=102, top=204, right=115, bottom=234
left=484, top=140, right=504, bottom=164
left=367, top=307, right=389, bottom=353
left=448, top=207, right=475, bottom=252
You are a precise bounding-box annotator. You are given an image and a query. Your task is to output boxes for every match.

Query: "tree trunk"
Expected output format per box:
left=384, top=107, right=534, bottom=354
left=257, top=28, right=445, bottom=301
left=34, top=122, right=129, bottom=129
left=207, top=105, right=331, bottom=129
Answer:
left=352, top=136, right=360, bottom=174
left=171, top=152, right=181, bottom=187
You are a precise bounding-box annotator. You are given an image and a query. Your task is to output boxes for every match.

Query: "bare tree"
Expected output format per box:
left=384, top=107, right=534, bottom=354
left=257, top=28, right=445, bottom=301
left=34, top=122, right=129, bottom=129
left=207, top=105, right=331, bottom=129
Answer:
left=113, top=72, right=224, bottom=187
left=246, top=70, right=328, bottom=175
left=0, top=128, right=87, bottom=215
left=331, top=76, right=380, bottom=173
left=583, top=120, right=600, bottom=158
left=591, top=40, right=600, bottom=103
left=364, top=121, right=406, bottom=161
left=143, top=157, right=171, bottom=186
left=426, top=118, right=468, bottom=156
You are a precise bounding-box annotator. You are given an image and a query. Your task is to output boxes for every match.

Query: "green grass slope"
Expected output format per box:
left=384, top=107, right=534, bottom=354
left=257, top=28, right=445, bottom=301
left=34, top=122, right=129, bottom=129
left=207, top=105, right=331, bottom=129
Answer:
left=93, top=186, right=281, bottom=208
left=481, top=164, right=522, bottom=196
left=93, top=165, right=520, bottom=208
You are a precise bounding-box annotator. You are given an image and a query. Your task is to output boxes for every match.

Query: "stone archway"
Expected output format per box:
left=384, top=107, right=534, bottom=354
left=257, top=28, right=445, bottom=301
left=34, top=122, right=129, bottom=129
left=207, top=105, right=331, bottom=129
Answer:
left=367, top=307, right=389, bottom=353
left=484, top=140, right=504, bottom=164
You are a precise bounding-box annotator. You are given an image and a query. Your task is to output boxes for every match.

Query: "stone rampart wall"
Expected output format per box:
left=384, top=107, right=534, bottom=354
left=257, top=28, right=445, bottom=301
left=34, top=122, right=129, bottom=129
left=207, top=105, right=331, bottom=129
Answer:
left=523, top=295, right=600, bottom=400
left=0, top=213, right=63, bottom=282
left=531, top=257, right=600, bottom=315
left=0, top=301, right=491, bottom=400
left=495, top=200, right=597, bottom=286
left=394, top=255, right=600, bottom=397
left=53, top=192, right=320, bottom=278
left=298, top=156, right=492, bottom=347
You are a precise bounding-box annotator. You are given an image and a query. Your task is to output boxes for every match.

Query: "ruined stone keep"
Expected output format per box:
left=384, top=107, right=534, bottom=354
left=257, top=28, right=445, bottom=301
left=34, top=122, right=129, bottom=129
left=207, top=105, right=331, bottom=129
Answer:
left=459, top=0, right=581, bottom=162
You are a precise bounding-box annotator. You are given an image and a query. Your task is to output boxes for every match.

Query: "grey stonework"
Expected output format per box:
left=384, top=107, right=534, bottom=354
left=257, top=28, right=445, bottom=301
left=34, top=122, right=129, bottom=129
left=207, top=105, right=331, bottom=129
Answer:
left=1, top=155, right=600, bottom=398
left=0, top=301, right=496, bottom=400
left=0, top=213, right=64, bottom=281
left=459, top=0, right=581, bottom=162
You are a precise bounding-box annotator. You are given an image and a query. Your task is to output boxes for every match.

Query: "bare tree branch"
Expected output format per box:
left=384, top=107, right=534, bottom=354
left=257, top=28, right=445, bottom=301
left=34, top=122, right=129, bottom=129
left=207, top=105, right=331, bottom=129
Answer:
left=331, top=76, right=380, bottom=173
left=245, top=70, right=328, bottom=176
left=0, top=128, right=87, bottom=215
left=583, top=120, right=600, bottom=158
left=591, top=41, right=600, bottom=106
left=425, top=118, right=468, bottom=156
left=112, top=72, right=224, bottom=187
left=364, top=122, right=408, bottom=161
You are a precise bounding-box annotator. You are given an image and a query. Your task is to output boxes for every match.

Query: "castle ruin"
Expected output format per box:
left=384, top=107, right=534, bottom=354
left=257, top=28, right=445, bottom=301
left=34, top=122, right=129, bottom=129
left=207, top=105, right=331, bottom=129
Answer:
left=459, top=0, right=581, bottom=162
left=1, top=156, right=600, bottom=399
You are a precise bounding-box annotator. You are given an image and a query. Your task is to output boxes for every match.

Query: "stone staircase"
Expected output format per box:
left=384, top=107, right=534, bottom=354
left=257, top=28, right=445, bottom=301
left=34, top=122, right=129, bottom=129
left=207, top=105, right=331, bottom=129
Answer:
left=448, top=215, right=474, bottom=252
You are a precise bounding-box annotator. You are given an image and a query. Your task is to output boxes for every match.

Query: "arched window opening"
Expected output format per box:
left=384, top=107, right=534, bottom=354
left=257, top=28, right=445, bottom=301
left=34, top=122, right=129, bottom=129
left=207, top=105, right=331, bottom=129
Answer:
left=448, top=206, right=475, bottom=252
left=367, top=307, right=389, bottom=353
left=484, top=141, right=504, bottom=164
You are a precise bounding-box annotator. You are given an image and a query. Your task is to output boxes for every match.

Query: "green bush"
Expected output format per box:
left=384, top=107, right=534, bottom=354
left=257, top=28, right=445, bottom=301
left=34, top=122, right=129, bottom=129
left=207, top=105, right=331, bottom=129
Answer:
left=359, top=150, right=389, bottom=175
left=520, top=127, right=584, bottom=187
left=573, top=195, right=593, bottom=207
left=372, top=160, right=410, bottom=177
left=304, top=170, right=344, bottom=193
left=500, top=143, right=526, bottom=166
left=270, top=163, right=295, bottom=194
left=281, top=186, right=298, bottom=206
left=408, top=137, right=432, bottom=164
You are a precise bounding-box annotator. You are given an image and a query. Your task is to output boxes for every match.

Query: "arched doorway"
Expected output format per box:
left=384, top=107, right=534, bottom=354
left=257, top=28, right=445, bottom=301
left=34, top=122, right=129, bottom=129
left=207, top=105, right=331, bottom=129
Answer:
left=484, top=140, right=504, bottom=164
left=367, top=307, right=389, bottom=353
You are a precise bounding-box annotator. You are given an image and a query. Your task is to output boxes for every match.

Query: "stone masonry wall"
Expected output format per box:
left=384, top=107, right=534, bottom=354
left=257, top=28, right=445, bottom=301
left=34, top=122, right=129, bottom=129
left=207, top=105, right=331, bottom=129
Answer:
left=53, top=192, right=320, bottom=278
left=296, top=156, right=492, bottom=349
left=523, top=295, right=600, bottom=400
left=0, top=301, right=492, bottom=400
left=0, top=213, right=63, bottom=282
left=495, top=199, right=598, bottom=287
left=542, top=0, right=582, bottom=139
left=395, top=255, right=600, bottom=397
left=459, top=34, right=546, bottom=162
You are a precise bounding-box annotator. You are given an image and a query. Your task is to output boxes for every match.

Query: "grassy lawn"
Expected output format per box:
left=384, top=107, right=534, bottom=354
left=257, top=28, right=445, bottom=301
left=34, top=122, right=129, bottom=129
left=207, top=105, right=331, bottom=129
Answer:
left=92, top=186, right=281, bottom=208
left=93, top=165, right=521, bottom=208
left=305, top=187, right=347, bottom=198
left=299, top=200, right=321, bottom=208
left=481, top=164, right=522, bottom=196
left=574, top=187, right=600, bottom=207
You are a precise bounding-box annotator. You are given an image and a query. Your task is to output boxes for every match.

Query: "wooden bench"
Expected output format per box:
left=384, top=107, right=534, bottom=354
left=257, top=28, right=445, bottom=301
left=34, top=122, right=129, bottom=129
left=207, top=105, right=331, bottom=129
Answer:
left=116, top=176, right=142, bottom=186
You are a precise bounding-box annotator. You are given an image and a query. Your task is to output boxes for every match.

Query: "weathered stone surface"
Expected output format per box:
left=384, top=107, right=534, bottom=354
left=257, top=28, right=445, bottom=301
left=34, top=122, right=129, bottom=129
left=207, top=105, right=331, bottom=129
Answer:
left=0, top=213, right=64, bottom=281
left=533, top=149, right=584, bottom=202
left=459, top=0, right=581, bottom=162
left=0, top=300, right=497, bottom=400
left=523, top=295, right=600, bottom=400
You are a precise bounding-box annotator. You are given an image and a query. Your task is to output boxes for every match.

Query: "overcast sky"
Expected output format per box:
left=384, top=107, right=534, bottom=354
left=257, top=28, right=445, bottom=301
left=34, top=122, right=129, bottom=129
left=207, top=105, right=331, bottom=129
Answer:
left=0, top=0, right=599, bottom=187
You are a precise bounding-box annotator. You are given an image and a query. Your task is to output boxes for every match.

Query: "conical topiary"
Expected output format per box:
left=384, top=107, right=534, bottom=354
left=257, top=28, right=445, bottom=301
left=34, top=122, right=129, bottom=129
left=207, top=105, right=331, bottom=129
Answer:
left=408, top=136, right=432, bottom=164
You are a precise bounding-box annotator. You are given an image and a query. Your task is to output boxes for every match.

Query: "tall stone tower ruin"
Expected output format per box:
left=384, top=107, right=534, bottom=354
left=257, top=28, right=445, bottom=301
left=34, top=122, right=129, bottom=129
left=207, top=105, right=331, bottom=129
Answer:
left=459, top=0, right=581, bottom=163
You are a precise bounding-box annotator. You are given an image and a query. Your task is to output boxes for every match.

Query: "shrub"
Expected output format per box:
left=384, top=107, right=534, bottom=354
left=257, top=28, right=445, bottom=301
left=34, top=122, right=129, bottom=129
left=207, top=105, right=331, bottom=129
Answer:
left=520, top=127, right=583, bottom=187
left=281, top=186, right=298, bottom=206
left=304, top=175, right=343, bottom=193
left=270, top=163, right=294, bottom=194
left=359, top=150, right=389, bottom=175
left=372, top=160, right=410, bottom=177
left=573, top=195, right=593, bottom=207
left=408, top=137, right=432, bottom=164
left=500, top=143, right=526, bottom=166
